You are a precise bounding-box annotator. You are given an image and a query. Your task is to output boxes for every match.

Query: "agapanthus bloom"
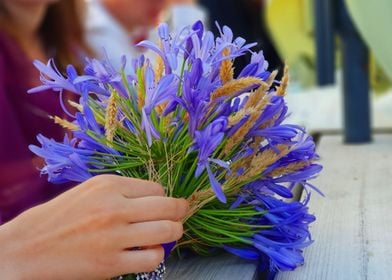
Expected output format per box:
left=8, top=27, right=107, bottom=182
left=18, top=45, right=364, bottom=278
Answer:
left=29, top=20, right=322, bottom=278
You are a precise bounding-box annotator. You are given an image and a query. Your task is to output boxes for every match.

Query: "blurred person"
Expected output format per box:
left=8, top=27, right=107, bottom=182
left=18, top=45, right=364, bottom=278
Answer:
left=0, top=0, right=92, bottom=224
left=85, top=0, right=206, bottom=71
left=165, top=0, right=207, bottom=33
left=85, top=0, right=167, bottom=69
left=0, top=0, right=187, bottom=278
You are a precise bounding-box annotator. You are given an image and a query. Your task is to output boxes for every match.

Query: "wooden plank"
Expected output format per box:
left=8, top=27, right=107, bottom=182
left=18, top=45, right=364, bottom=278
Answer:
left=166, top=253, right=258, bottom=280
left=276, top=134, right=392, bottom=280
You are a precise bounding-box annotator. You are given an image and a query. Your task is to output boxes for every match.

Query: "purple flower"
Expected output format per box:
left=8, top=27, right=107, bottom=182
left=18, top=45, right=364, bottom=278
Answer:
left=214, top=22, right=257, bottom=64
left=28, top=60, right=86, bottom=116
left=256, top=179, right=294, bottom=198
left=184, top=21, right=204, bottom=59
left=76, top=106, right=103, bottom=135
left=259, top=133, right=323, bottom=196
left=73, top=131, right=119, bottom=155
left=177, top=58, right=216, bottom=135
left=75, top=55, right=134, bottom=99
left=193, top=117, right=230, bottom=202
left=72, top=107, right=120, bottom=156
left=273, top=164, right=324, bottom=196
left=250, top=124, right=301, bottom=144
left=248, top=95, right=288, bottom=137
left=238, top=51, right=270, bottom=80
left=184, top=22, right=256, bottom=78
left=252, top=241, right=306, bottom=271
left=225, top=194, right=315, bottom=272
left=29, top=134, right=94, bottom=184
left=223, top=246, right=260, bottom=261
left=227, top=114, right=250, bottom=137
left=141, top=62, right=178, bottom=145
left=28, top=59, right=77, bottom=94
left=83, top=57, right=120, bottom=84
left=137, top=23, right=188, bottom=74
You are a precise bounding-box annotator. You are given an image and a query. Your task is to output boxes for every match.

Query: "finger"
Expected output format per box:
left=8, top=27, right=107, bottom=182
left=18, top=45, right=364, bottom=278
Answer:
left=91, top=175, right=165, bottom=198
left=115, top=245, right=164, bottom=275
left=118, top=177, right=165, bottom=198
left=117, top=220, right=183, bottom=248
left=123, top=197, right=189, bottom=222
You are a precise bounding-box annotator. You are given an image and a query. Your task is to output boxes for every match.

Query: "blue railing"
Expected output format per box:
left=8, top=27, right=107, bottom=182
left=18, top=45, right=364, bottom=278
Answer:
left=315, top=0, right=371, bottom=143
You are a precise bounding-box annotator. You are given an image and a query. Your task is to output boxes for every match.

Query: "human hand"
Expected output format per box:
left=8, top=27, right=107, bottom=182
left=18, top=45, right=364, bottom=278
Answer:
left=0, top=175, right=188, bottom=280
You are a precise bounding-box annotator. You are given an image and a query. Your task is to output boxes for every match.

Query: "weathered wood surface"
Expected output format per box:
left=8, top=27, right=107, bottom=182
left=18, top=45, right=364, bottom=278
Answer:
left=166, top=253, right=259, bottom=280
left=277, top=134, right=392, bottom=280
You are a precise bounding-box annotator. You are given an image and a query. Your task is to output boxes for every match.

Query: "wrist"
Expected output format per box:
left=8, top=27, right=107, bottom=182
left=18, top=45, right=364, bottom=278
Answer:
left=0, top=221, right=24, bottom=279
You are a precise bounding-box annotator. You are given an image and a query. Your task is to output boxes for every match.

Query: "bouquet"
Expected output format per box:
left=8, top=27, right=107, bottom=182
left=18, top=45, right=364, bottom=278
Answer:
left=29, top=21, right=322, bottom=279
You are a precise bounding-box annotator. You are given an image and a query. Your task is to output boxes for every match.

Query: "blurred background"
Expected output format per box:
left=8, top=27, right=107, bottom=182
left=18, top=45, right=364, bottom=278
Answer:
left=86, top=0, right=392, bottom=140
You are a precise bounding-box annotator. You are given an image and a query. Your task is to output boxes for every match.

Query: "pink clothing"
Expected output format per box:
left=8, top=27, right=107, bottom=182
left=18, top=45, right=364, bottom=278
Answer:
left=0, top=30, right=70, bottom=223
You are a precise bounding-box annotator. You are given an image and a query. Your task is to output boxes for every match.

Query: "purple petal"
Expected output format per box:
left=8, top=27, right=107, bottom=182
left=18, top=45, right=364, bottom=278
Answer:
left=206, top=164, right=226, bottom=203
left=223, top=245, right=260, bottom=261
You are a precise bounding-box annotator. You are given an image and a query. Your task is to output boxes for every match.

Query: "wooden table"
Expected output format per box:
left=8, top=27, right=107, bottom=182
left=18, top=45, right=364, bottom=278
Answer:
left=277, top=134, right=392, bottom=280
left=166, top=134, right=392, bottom=279
left=166, top=253, right=259, bottom=279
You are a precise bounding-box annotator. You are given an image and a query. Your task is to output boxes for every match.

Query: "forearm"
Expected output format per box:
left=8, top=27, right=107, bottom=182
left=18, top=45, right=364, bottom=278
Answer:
left=0, top=221, right=24, bottom=279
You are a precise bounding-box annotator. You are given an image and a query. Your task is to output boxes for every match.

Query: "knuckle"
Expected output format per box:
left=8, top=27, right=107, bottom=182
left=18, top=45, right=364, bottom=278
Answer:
left=126, top=178, right=165, bottom=196
left=162, top=221, right=174, bottom=238
left=162, top=221, right=183, bottom=241
left=144, top=247, right=164, bottom=271
left=165, top=198, right=179, bottom=215
left=171, top=221, right=184, bottom=240
left=147, top=181, right=165, bottom=196
left=169, top=198, right=187, bottom=220
left=101, top=174, right=119, bottom=187
left=88, top=174, right=107, bottom=185
left=86, top=175, right=111, bottom=190
left=176, top=198, right=189, bottom=219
